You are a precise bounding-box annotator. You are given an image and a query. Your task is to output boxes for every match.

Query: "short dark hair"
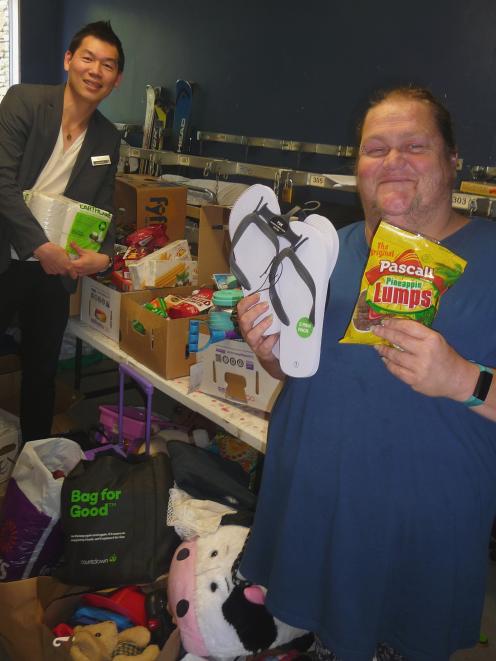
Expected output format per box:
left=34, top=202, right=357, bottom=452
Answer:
left=357, top=85, right=457, bottom=156
left=68, top=21, right=125, bottom=73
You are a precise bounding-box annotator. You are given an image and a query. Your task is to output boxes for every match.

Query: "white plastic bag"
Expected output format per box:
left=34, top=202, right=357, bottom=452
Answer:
left=0, top=438, right=84, bottom=581
left=0, top=408, right=20, bottom=498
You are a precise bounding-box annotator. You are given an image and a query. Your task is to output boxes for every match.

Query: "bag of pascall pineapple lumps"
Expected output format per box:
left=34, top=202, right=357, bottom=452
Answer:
left=340, top=220, right=467, bottom=346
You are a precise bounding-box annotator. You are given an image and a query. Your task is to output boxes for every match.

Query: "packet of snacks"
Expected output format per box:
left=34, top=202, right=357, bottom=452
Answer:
left=340, top=220, right=467, bottom=346
left=164, top=288, right=214, bottom=319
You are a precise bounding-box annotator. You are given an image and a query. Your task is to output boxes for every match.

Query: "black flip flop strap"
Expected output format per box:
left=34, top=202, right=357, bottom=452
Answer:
left=269, top=244, right=316, bottom=327
left=256, top=203, right=302, bottom=247
left=229, top=211, right=280, bottom=290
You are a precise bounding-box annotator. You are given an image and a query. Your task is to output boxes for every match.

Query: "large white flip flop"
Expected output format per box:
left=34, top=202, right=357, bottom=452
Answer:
left=270, top=218, right=338, bottom=377
left=305, top=213, right=340, bottom=273
left=229, top=184, right=288, bottom=336
left=271, top=213, right=339, bottom=364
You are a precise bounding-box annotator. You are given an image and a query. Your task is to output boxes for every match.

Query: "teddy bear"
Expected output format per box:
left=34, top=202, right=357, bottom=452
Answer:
left=69, top=620, right=160, bottom=661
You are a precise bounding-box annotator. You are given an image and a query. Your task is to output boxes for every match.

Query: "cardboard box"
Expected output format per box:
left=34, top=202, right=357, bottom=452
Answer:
left=0, top=356, right=81, bottom=439
left=0, top=575, right=180, bottom=661
left=146, top=259, right=198, bottom=288
left=0, top=353, right=21, bottom=375
left=459, top=180, right=496, bottom=197
left=80, top=276, right=129, bottom=342
left=196, top=204, right=230, bottom=286
left=123, top=204, right=229, bottom=292
left=114, top=174, right=187, bottom=241
left=119, top=287, right=202, bottom=380
left=195, top=339, right=282, bottom=412
left=127, top=239, right=194, bottom=289
left=69, top=279, right=82, bottom=316
left=42, top=577, right=178, bottom=661
left=0, top=370, right=81, bottom=420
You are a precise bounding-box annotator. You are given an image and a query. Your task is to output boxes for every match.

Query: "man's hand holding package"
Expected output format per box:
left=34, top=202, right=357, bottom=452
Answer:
left=33, top=242, right=77, bottom=278
left=70, top=242, right=111, bottom=276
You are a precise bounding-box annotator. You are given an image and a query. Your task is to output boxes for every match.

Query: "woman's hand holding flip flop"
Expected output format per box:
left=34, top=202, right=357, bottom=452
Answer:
left=229, top=184, right=340, bottom=378
left=237, top=293, right=286, bottom=380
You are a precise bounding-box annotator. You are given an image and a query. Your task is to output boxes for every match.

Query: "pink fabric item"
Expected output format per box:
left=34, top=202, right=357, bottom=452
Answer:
left=168, top=539, right=209, bottom=657
left=243, top=585, right=266, bottom=605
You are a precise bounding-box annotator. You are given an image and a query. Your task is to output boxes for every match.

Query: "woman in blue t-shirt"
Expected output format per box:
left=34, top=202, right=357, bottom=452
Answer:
left=236, top=87, right=496, bottom=661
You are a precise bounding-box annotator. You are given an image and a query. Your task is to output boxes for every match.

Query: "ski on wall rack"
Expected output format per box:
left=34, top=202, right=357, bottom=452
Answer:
left=139, top=85, right=172, bottom=175
left=172, top=79, right=194, bottom=154
left=148, top=87, right=171, bottom=175
left=139, top=85, right=157, bottom=174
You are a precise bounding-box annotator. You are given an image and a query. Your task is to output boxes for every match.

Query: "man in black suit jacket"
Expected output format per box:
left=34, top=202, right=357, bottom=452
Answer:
left=0, top=21, right=124, bottom=441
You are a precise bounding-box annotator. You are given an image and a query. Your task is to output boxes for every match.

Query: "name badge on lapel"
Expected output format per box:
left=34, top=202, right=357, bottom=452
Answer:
left=91, top=155, right=111, bottom=166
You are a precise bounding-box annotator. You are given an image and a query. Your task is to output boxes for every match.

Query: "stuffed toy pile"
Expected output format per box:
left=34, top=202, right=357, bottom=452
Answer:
left=69, top=620, right=160, bottom=661
left=167, top=524, right=312, bottom=658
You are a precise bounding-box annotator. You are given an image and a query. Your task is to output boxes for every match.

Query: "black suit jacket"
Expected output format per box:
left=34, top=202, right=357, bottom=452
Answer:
left=0, top=83, right=120, bottom=292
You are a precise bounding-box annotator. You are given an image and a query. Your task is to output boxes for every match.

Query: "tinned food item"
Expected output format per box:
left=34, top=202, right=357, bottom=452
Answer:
left=340, top=220, right=467, bottom=346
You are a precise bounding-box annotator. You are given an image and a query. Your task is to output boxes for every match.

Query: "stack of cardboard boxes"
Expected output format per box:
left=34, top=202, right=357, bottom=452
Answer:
left=74, top=173, right=280, bottom=412
left=77, top=175, right=230, bottom=381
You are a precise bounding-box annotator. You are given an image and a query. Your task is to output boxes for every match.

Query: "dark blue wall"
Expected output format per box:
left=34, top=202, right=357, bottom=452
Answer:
left=23, top=1, right=496, bottom=176
left=20, top=0, right=64, bottom=84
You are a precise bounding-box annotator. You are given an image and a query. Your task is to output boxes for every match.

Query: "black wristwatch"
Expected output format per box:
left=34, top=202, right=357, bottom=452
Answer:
left=463, top=363, right=494, bottom=407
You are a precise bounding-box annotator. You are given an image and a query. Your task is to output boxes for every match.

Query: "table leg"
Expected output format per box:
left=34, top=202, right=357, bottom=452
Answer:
left=74, top=338, right=83, bottom=390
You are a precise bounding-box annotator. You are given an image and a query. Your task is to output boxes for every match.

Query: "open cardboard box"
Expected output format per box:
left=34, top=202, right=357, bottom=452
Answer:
left=0, top=575, right=180, bottom=661
left=126, top=202, right=230, bottom=290
left=80, top=276, right=135, bottom=342
left=80, top=202, right=229, bottom=343
left=81, top=279, right=200, bottom=377
left=119, top=287, right=205, bottom=380
left=195, top=204, right=230, bottom=286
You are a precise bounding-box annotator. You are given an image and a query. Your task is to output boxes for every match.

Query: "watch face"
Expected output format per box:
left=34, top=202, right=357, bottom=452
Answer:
left=474, top=368, right=493, bottom=403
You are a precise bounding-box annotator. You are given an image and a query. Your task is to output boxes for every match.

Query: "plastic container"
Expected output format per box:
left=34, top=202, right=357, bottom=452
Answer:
left=188, top=289, right=244, bottom=352
left=208, top=288, right=244, bottom=337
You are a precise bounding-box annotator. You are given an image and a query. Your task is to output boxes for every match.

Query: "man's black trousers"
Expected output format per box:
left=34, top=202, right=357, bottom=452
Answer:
left=0, top=260, right=70, bottom=442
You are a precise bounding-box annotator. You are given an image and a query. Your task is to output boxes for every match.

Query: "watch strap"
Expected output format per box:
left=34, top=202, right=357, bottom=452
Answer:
left=463, top=363, right=494, bottom=407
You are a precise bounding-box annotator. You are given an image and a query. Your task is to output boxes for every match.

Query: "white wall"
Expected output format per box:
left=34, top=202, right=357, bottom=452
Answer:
left=0, top=0, right=10, bottom=100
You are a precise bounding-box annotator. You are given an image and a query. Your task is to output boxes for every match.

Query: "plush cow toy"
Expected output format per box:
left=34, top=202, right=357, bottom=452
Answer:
left=167, top=524, right=311, bottom=658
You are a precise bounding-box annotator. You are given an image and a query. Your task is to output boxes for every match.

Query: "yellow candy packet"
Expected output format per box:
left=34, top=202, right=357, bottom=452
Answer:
left=340, top=220, right=467, bottom=346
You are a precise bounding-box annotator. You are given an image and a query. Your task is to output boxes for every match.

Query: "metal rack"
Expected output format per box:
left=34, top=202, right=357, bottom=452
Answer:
left=119, top=144, right=357, bottom=192
left=196, top=130, right=356, bottom=158
left=469, top=165, right=496, bottom=180
left=451, top=190, right=496, bottom=218
left=119, top=141, right=496, bottom=218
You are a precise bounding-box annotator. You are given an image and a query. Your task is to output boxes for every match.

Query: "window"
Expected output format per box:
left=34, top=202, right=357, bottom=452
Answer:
left=0, top=0, right=19, bottom=101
